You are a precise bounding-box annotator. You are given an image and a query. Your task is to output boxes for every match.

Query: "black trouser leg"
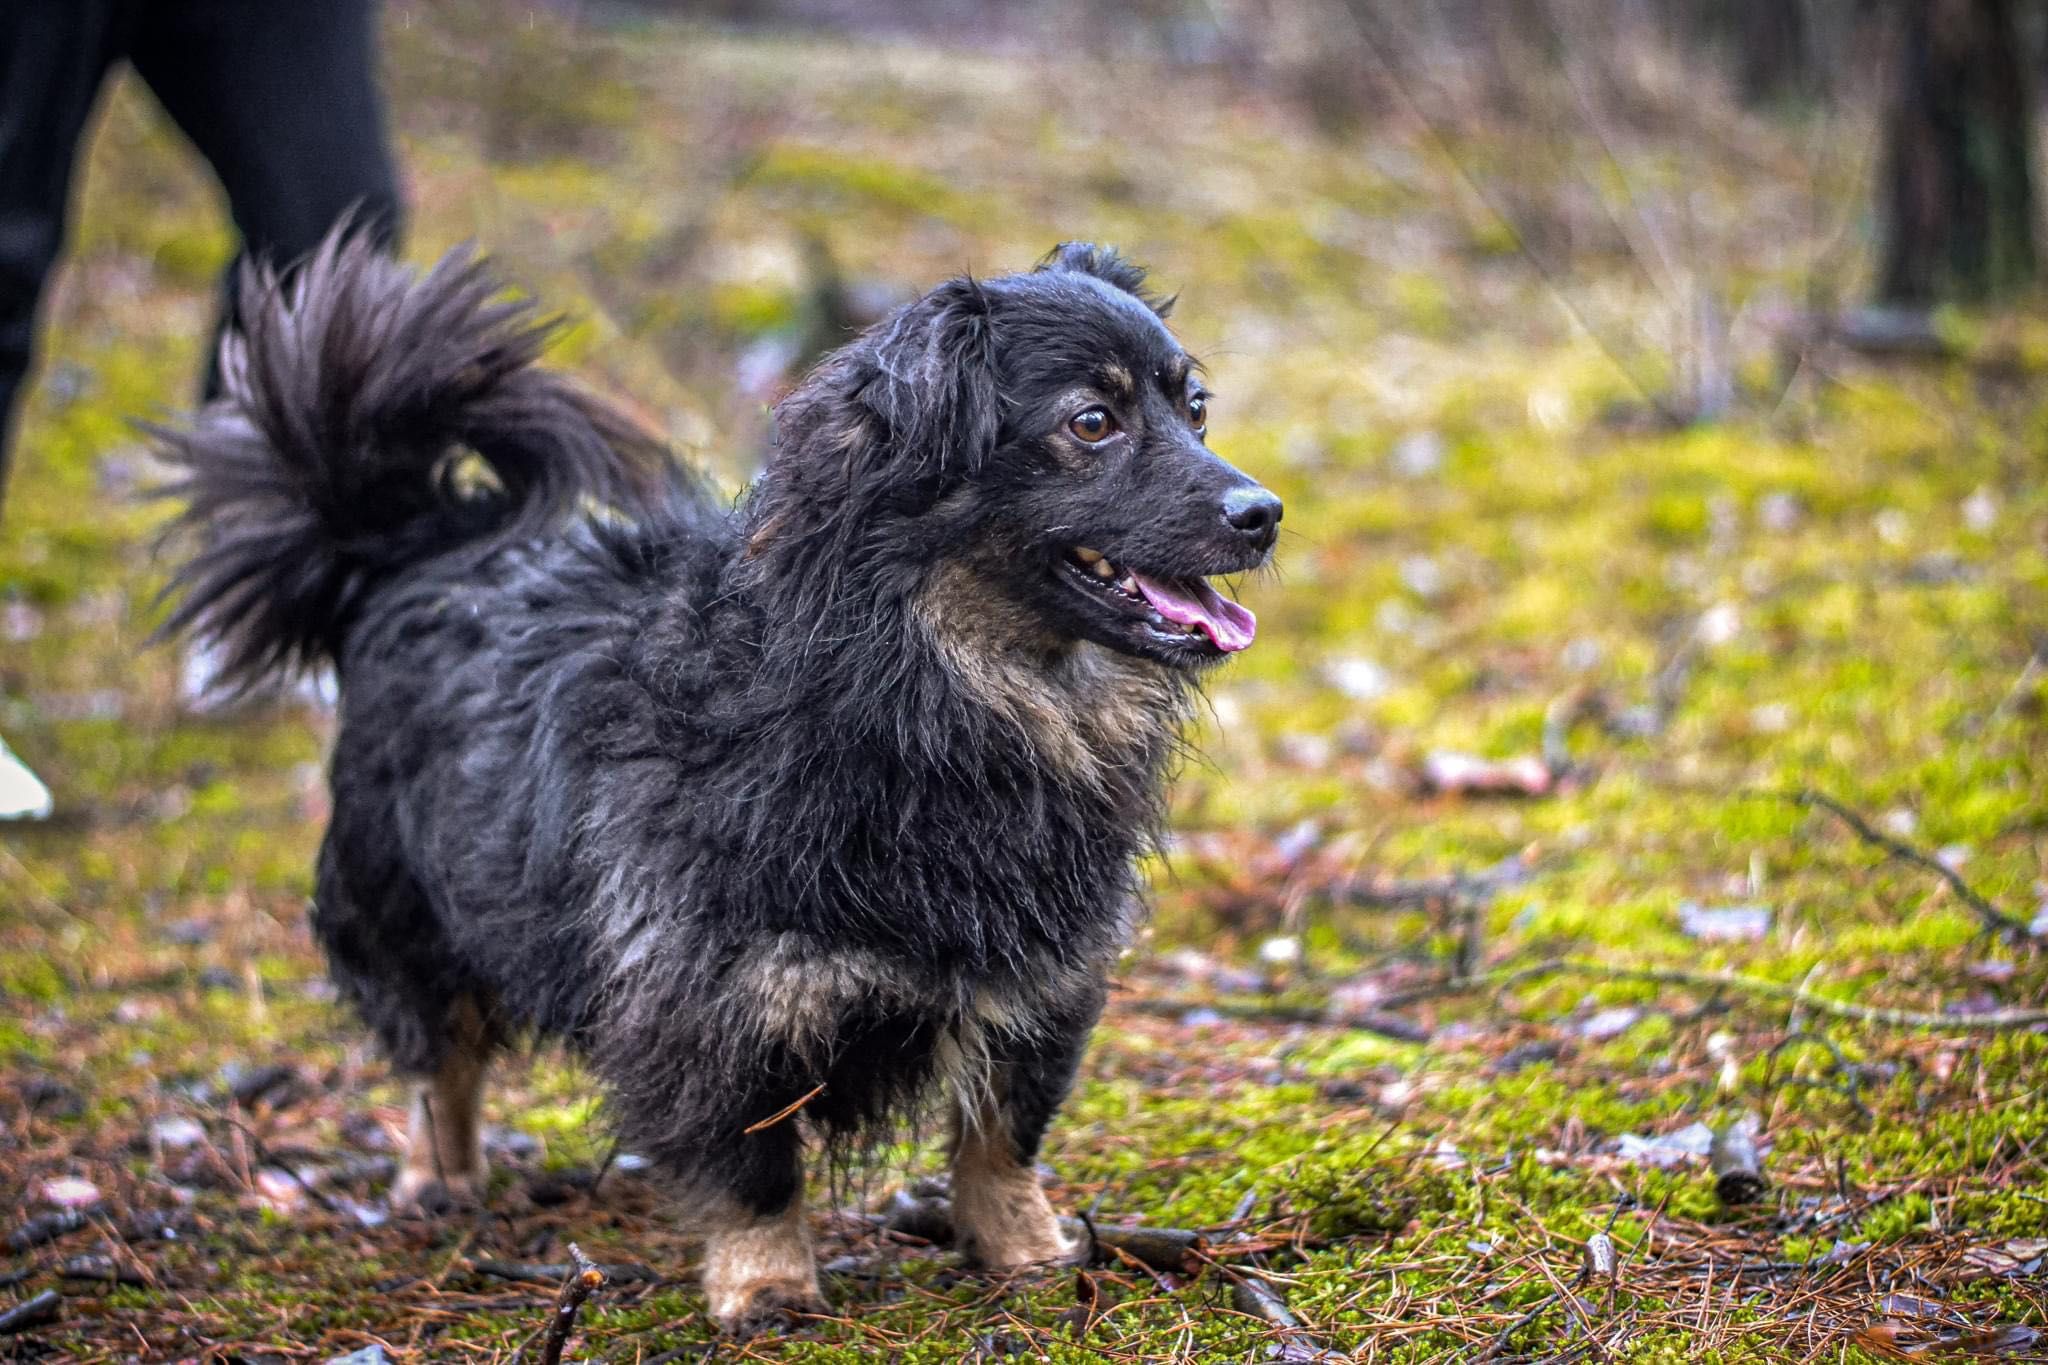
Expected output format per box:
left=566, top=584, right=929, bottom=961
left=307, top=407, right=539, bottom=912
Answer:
left=0, top=1, right=132, bottom=512
left=129, top=0, right=403, bottom=399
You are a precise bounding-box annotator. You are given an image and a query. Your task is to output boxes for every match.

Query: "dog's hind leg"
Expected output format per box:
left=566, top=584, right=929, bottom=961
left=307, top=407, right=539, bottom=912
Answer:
left=311, top=822, right=499, bottom=1215
left=949, top=1009, right=1095, bottom=1268
left=694, top=1120, right=824, bottom=1336
left=391, top=995, right=496, bottom=1214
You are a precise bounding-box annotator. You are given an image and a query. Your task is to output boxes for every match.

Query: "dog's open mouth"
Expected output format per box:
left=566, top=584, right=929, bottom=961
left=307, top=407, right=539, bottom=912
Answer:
left=1060, top=546, right=1257, bottom=653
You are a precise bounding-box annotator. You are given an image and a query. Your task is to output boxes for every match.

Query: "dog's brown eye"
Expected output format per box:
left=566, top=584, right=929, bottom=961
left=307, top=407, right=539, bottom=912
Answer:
left=1069, top=408, right=1116, bottom=443
left=1188, top=395, right=1208, bottom=431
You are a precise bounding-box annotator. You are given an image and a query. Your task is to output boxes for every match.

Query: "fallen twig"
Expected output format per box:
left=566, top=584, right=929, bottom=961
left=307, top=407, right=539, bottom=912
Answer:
left=1228, top=1271, right=1334, bottom=1362
left=536, top=1244, right=605, bottom=1365
left=1383, top=957, right=2048, bottom=1031
left=1478, top=1289, right=1561, bottom=1362
left=1125, top=995, right=1431, bottom=1042
left=1074, top=1223, right=1208, bottom=1276
left=58, top=1255, right=156, bottom=1288
left=1709, top=1115, right=1768, bottom=1206
left=874, top=1189, right=1213, bottom=1274
left=6, top=1210, right=89, bottom=1252
left=0, top=1290, right=60, bottom=1337
left=1976, top=638, right=2046, bottom=733
left=474, top=1257, right=657, bottom=1286
left=1763, top=789, right=2032, bottom=942
left=1325, top=855, right=1533, bottom=913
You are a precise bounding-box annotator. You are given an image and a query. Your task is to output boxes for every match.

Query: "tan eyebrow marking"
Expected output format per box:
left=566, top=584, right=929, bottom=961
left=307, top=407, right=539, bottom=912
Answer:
left=1095, top=362, right=1135, bottom=402
left=1158, top=356, right=1191, bottom=393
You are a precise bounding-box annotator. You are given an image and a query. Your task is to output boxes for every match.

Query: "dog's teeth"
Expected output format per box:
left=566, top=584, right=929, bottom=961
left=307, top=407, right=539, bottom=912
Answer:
left=1118, top=575, right=1137, bottom=594
left=1093, top=559, right=1117, bottom=580
left=1073, top=547, right=1104, bottom=565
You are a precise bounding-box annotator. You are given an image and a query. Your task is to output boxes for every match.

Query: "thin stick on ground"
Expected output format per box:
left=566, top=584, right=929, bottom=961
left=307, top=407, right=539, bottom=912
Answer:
left=1760, top=788, right=2033, bottom=942
left=1375, top=957, right=2048, bottom=1031
left=1991, top=642, right=2048, bottom=726
left=0, top=1290, right=61, bottom=1337
left=534, top=1244, right=605, bottom=1365
left=1227, top=1269, right=1335, bottom=1361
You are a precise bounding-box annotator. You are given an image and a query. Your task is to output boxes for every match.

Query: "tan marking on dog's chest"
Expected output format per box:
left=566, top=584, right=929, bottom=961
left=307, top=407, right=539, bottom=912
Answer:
left=914, top=562, right=1181, bottom=789
left=732, top=934, right=1107, bottom=1115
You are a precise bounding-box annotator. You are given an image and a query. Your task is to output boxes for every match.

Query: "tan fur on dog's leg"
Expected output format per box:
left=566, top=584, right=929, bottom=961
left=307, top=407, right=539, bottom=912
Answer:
left=950, top=1100, right=1082, bottom=1267
left=700, top=1198, right=824, bottom=1335
left=392, top=1000, right=492, bottom=1212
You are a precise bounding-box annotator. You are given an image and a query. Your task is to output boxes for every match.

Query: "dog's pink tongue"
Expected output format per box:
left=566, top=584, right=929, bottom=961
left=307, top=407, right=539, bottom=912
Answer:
left=1129, top=572, right=1257, bottom=652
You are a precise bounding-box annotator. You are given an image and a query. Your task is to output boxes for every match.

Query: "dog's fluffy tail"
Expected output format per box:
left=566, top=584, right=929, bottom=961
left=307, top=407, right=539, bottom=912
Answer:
left=155, top=230, right=663, bottom=692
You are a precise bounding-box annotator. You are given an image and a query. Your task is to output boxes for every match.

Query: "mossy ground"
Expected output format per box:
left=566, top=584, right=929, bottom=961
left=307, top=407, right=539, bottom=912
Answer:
left=1, top=12, right=2044, bottom=1362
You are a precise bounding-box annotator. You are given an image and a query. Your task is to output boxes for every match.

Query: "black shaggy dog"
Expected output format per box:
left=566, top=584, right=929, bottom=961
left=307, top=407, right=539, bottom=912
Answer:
left=158, top=233, right=1280, bottom=1332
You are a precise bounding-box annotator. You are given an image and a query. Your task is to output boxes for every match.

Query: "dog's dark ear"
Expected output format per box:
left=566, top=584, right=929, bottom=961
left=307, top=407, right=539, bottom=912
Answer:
left=858, top=277, right=1001, bottom=486
left=1036, top=241, right=1174, bottom=318
left=758, top=276, right=1000, bottom=550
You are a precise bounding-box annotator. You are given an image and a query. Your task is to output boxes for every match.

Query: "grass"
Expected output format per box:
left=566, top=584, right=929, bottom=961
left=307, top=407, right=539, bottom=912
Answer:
left=1, top=9, right=2045, bottom=1362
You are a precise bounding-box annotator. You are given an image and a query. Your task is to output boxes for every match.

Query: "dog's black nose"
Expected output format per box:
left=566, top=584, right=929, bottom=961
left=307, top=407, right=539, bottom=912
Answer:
left=1223, top=486, right=1283, bottom=543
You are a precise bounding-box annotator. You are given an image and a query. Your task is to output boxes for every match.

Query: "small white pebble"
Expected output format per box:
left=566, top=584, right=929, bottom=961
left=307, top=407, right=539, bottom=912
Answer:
left=1390, top=430, right=1444, bottom=478
left=1325, top=657, right=1391, bottom=701
left=1579, top=1006, right=1642, bottom=1040
left=1758, top=491, right=1803, bottom=532
left=1375, top=598, right=1418, bottom=637
left=1399, top=555, right=1445, bottom=599
left=41, top=1177, right=101, bottom=1209
left=151, top=1117, right=206, bottom=1151
left=1874, top=508, right=1911, bottom=546
left=1962, top=487, right=1998, bottom=532
left=1276, top=733, right=1333, bottom=770
left=1, top=600, right=43, bottom=643
left=1527, top=386, right=1571, bottom=433
left=1258, top=936, right=1301, bottom=966
left=1749, top=703, right=1791, bottom=733
left=1695, top=602, right=1742, bottom=647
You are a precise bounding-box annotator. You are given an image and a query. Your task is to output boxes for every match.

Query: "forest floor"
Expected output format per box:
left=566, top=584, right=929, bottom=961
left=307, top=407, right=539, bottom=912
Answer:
left=1, top=10, right=2045, bottom=1363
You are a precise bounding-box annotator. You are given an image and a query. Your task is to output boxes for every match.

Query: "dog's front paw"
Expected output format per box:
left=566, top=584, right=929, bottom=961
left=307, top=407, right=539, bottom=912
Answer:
left=390, top=1166, right=487, bottom=1217
left=701, top=1211, right=824, bottom=1337
left=706, top=1277, right=827, bottom=1338
left=955, top=1178, right=1085, bottom=1269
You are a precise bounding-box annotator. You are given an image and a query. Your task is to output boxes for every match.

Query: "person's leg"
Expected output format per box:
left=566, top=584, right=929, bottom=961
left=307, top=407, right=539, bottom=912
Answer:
left=0, top=2, right=132, bottom=818
left=129, top=0, right=403, bottom=399
left=0, top=0, right=131, bottom=510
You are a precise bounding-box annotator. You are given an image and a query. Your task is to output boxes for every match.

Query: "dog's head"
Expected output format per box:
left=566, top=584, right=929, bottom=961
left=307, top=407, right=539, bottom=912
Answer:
left=758, top=243, right=1278, bottom=672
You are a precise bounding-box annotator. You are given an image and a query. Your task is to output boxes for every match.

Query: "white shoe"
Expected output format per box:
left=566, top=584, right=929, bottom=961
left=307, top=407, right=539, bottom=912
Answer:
left=0, top=733, right=53, bottom=821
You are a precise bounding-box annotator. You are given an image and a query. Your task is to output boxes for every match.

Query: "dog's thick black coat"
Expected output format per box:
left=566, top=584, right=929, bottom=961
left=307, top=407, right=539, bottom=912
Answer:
left=159, top=234, right=1276, bottom=1326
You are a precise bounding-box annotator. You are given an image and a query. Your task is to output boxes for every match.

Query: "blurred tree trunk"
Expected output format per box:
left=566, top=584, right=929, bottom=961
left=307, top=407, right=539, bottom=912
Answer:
left=1876, top=0, right=2039, bottom=304
left=1735, top=0, right=1810, bottom=103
